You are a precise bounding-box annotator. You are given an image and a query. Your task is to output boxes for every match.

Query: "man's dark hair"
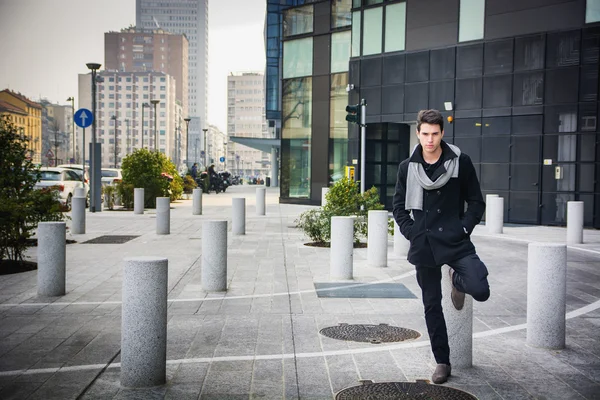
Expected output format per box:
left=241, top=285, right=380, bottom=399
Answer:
left=417, top=109, right=444, bottom=132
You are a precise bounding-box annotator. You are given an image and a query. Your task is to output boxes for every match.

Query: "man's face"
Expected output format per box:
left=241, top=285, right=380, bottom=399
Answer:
left=417, top=123, right=444, bottom=156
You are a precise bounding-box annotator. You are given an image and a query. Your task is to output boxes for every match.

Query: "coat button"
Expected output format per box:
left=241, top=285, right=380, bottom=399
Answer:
left=426, top=210, right=429, bottom=213
left=438, top=227, right=443, bottom=232
left=437, top=209, right=441, bottom=213
left=426, top=229, right=431, bottom=232
left=437, top=191, right=442, bottom=195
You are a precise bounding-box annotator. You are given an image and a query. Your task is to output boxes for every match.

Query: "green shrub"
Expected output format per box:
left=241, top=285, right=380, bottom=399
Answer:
left=116, top=181, right=134, bottom=209
left=182, top=174, right=197, bottom=195
left=103, top=185, right=116, bottom=210
left=295, top=209, right=329, bottom=243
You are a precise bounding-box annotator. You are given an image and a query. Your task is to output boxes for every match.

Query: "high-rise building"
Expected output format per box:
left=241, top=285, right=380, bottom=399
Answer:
left=136, top=0, right=208, bottom=168
left=227, top=72, right=270, bottom=179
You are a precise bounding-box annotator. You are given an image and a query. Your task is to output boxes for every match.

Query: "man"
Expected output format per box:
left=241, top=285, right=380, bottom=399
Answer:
left=393, top=109, right=490, bottom=384
left=191, top=163, right=198, bottom=180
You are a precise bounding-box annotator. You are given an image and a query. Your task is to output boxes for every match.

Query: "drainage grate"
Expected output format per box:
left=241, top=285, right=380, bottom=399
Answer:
left=319, top=323, right=420, bottom=344
left=82, top=235, right=139, bottom=244
left=335, top=381, right=478, bottom=400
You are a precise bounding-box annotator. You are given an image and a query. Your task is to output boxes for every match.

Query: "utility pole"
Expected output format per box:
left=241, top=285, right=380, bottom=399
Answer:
left=111, top=114, right=118, bottom=168
left=346, top=98, right=367, bottom=193
left=66, top=97, right=75, bottom=162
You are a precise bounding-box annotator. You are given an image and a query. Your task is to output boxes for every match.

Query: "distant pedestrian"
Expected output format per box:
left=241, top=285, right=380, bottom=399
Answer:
left=393, top=109, right=490, bottom=384
left=191, top=163, right=198, bottom=179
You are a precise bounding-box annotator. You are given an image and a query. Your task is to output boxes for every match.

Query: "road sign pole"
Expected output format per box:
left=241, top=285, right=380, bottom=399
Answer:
left=360, top=98, right=366, bottom=194
left=82, top=127, right=86, bottom=184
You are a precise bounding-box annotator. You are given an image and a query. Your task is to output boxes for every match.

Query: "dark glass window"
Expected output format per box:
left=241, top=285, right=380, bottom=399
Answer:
left=381, top=85, right=404, bottom=114
left=512, top=115, right=543, bottom=135
left=429, top=80, right=454, bottom=111
left=542, top=164, right=575, bottom=192
left=456, top=44, right=483, bottom=78
left=579, top=164, right=595, bottom=192
left=579, top=103, right=598, bottom=132
left=456, top=78, right=482, bottom=110
left=484, top=39, right=513, bottom=75
left=541, top=193, right=574, bottom=224
left=454, top=137, right=481, bottom=162
left=481, top=164, right=510, bottom=190
left=454, top=118, right=481, bottom=137
left=482, top=117, right=511, bottom=135
left=430, top=48, right=455, bottom=80
left=509, top=192, right=539, bottom=223
left=544, top=105, right=578, bottom=133
left=510, top=164, right=540, bottom=191
left=512, top=135, right=541, bottom=163
left=362, top=87, right=381, bottom=115
left=483, top=75, right=512, bottom=108
left=579, top=65, right=599, bottom=102
left=582, top=27, right=600, bottom=64
left=515, top=34, right=545, bottom=71
left=406, top=51, right=429, bottom=82
left=382, top=54, right=405, bottom=85
left=543, top=134, right=577, bottom=160
left=361, top=58, right=382, bottom=87
left=404, top=83, right=428, bottom=113
left=546, top=31, right=581, bottom=68
left=513, top=72, right=543, bottom=106
left=544, top=67, right=579, bottom=104
left=580, top=135, right=597, bottom=161
left=482, top=137, right=510, bottom=162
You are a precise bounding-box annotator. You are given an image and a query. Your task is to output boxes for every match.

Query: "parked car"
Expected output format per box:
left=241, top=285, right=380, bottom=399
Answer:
left=101, top=168, right=123, bottom=186
left=34, top=167, right=86, bottom=209
left=57, top=164, right=90, bottom=205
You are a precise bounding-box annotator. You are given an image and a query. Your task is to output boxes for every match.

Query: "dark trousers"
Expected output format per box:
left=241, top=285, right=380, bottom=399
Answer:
left=415, top=253, right=490, bottom=365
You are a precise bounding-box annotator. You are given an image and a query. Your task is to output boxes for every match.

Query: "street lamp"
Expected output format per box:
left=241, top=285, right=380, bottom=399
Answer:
left=194, top=137, right=200, bottom=165
left=111, top=114, right=118, bottom=168
left=202, top=128, right=208, bottom=167
left=86, top=62, right=101, bottom=213
left=184, top=117, right=191, bottom=168
left=125, top=118, right=130, bottom=154
left=141, top=102, right=150, bottom=149
left=150, top=99, right=160, bottom=151
left=66, top=96, right=75, bottom=163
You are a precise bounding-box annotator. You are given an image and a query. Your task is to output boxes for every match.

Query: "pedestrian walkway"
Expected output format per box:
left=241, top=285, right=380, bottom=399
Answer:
left=0, top=185, right=599, bottom=399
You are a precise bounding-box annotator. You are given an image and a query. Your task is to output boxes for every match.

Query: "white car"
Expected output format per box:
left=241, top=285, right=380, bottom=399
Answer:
left=34, top=167, right=86, bottom=208
left=57, top=164, right=90, bottom=205
left=101, top=168, right=123, bottom=186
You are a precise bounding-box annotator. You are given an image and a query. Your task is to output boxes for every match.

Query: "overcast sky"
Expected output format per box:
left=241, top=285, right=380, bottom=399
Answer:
left=0, top=0, right=266, bottom=131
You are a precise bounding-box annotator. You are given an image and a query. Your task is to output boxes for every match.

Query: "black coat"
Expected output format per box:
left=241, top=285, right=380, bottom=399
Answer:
left=392, top=141, right=485, bottom=266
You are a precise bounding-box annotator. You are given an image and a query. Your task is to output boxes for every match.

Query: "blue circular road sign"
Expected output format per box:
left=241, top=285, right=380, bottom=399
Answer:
left=74, top=108, right=93, bottom=128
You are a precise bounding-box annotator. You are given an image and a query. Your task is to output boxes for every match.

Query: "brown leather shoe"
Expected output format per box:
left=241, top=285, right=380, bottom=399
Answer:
left=432, top=363, right=451, bottom=384
left=449, top=268, right=465, bottom=310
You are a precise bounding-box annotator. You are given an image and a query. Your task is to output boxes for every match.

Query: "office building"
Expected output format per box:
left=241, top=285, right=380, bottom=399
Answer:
left=0, top=89, right=43, bottom=164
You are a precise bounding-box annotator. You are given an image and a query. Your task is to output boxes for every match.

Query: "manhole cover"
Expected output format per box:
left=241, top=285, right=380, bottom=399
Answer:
left=336, top=381, right=478, bottom=399
left=319, top=323, right=420, bottom=344
left=82, top=235, right=139, bottom=244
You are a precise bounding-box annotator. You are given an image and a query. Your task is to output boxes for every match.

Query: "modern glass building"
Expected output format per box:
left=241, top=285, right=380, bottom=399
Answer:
left=271, top=0, right=600, bottom=228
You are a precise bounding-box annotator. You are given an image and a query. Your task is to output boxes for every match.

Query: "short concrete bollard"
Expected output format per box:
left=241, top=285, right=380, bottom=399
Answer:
left=485, top=194, right=498, bottom=222
left=232, top=198, right=246, bottom=235
left=134, top=188, right=144, bottom=215
left=487, top=197, right=504, bottom=234
left=71, top=196, right=86, bottom=234
left=330, top=216, right=354, bottom=280
left=256, top=187, right=266, bottom=216
left=442, top=265, right=473, bottom=368
left=74, top=187, right=85, bottom=198
left=121, top=257, right=168, bottom=387
left=156, top=197, right=170, bottom=235
left=394, top=221, right=410, bottom=257
left=37, top=222, right=66, bottom=296
left=527, top=243, right=567, bottom=349
left=567, top=201, right=584, bottom=244
left=321, top=187, right=329, bottom=207
left=202, top=221, right=228, bottom=291
left=192, top=188, right=202, bottom=215
left=367, top=210, right=389, bottom=268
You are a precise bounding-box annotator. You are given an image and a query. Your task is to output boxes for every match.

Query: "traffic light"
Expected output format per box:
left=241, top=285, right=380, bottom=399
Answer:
left=346, top=104, right=361, bottom=125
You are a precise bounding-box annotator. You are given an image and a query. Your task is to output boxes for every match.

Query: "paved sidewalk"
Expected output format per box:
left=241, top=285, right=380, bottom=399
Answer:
left=0, top=185, right=599, bottom=399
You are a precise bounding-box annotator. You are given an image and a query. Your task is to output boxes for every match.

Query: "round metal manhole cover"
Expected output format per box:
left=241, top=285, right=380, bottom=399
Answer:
left=335, top=381, right=478, bottom=400
left=319, top=323, right=420, bottom=344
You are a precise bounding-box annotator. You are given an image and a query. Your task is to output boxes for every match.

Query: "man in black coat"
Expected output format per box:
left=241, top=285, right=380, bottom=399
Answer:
left=393, top=109, right=490, bottom=384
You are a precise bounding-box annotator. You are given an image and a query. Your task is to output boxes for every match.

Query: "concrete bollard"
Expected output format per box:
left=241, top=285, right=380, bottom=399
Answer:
left=394, top=221, right=410, bottom=257
left=232, top=198, right=246, bottom=235
left=487, top=197, right=504, bottom=234
left=121, top=256, right=168, bottom=387
left=321, top=187, right=329, bottom=207
left=485, top=194, right=498, bottom=222
left=567, top=201, right=584, bottom=244
left=330, top=216, right=354, bottom=280
left=527, top=243, right=567, bottom=349
left=367, top=210, right=389, bottom=267
left=156, top=197, right=170, bottom=235
left=71, top=196, right=86, bottom=234
left=74, top=187, right=85, bottom=198
left=202, top=221, right=228, bottom=291
left=192, top=188, right=202, bottom=215
left=37, top=222, right=66, bottom=296
left=442, top=265, right=473, bottom=368
left=134, top=188, right=144, bottom=215
left=256, top=187, right=266, bottom=216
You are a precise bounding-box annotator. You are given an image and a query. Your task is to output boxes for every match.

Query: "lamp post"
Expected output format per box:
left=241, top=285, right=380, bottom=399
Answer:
left=202, top=128, right=208, bottom=167
left=141, top=102, right=150, bottom=149
left=86, top=62, right=101, bottom=212
left=125, top=118, right=130, bottom=154
left=66, top=96, right=75, bottom=163
left=150, top=99, right=160, bottom=151
left=111, top=114, right=118, bottom=168
left=184, top=117, right=191, bottom=168
left=194, top=137, right=199, bottom=165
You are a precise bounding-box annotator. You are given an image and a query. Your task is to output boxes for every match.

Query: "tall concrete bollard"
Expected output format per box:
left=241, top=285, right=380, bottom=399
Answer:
left=156, top=197, right=170, bottom=235
left=37, top=222, right=66, bottom=296
left=567, top=201, right=584, bottom=244
left=330, top=216, right=354, bottom=280
left=321, top=187, right=329, bottom=207
left=367, top=210, right=389, bottom=268
left=485, top=194, right=498, bottom=223
left=527, top=243, right=567, bottom=349
left=121, top=257, right=168, bottom=387
left=71, top=196, right=86, bottom=234
left=487, top=197, right=504, bottom=234
left=232, top=198, right=246, bottom=235
left=256, top=187, right=266, bottom=216
left=192, top=188, right=202, bottom=215
left=394, top=221, right=410, bottom=257
left=134, top=188, right=144, bottom=215
left=442, top=265, right=473, bottom=368
left=74, top=187, right=85, bottom=198
left=202, top=221, right=228, bottom=291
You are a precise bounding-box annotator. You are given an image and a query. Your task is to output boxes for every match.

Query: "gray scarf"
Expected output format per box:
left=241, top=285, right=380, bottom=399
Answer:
left=405, top=143, right=461, bottom=211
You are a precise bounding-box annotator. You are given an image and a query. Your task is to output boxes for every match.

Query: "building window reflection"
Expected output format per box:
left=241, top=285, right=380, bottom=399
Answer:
left=332, top=0, right=352, bottom=28
left=329, top=73, right=349, bottom=184
left=331, top=31, right=352, bottom=73
left=283, top=5, right=314, bottom=37
left=283, top=37, right=313, bottom=78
